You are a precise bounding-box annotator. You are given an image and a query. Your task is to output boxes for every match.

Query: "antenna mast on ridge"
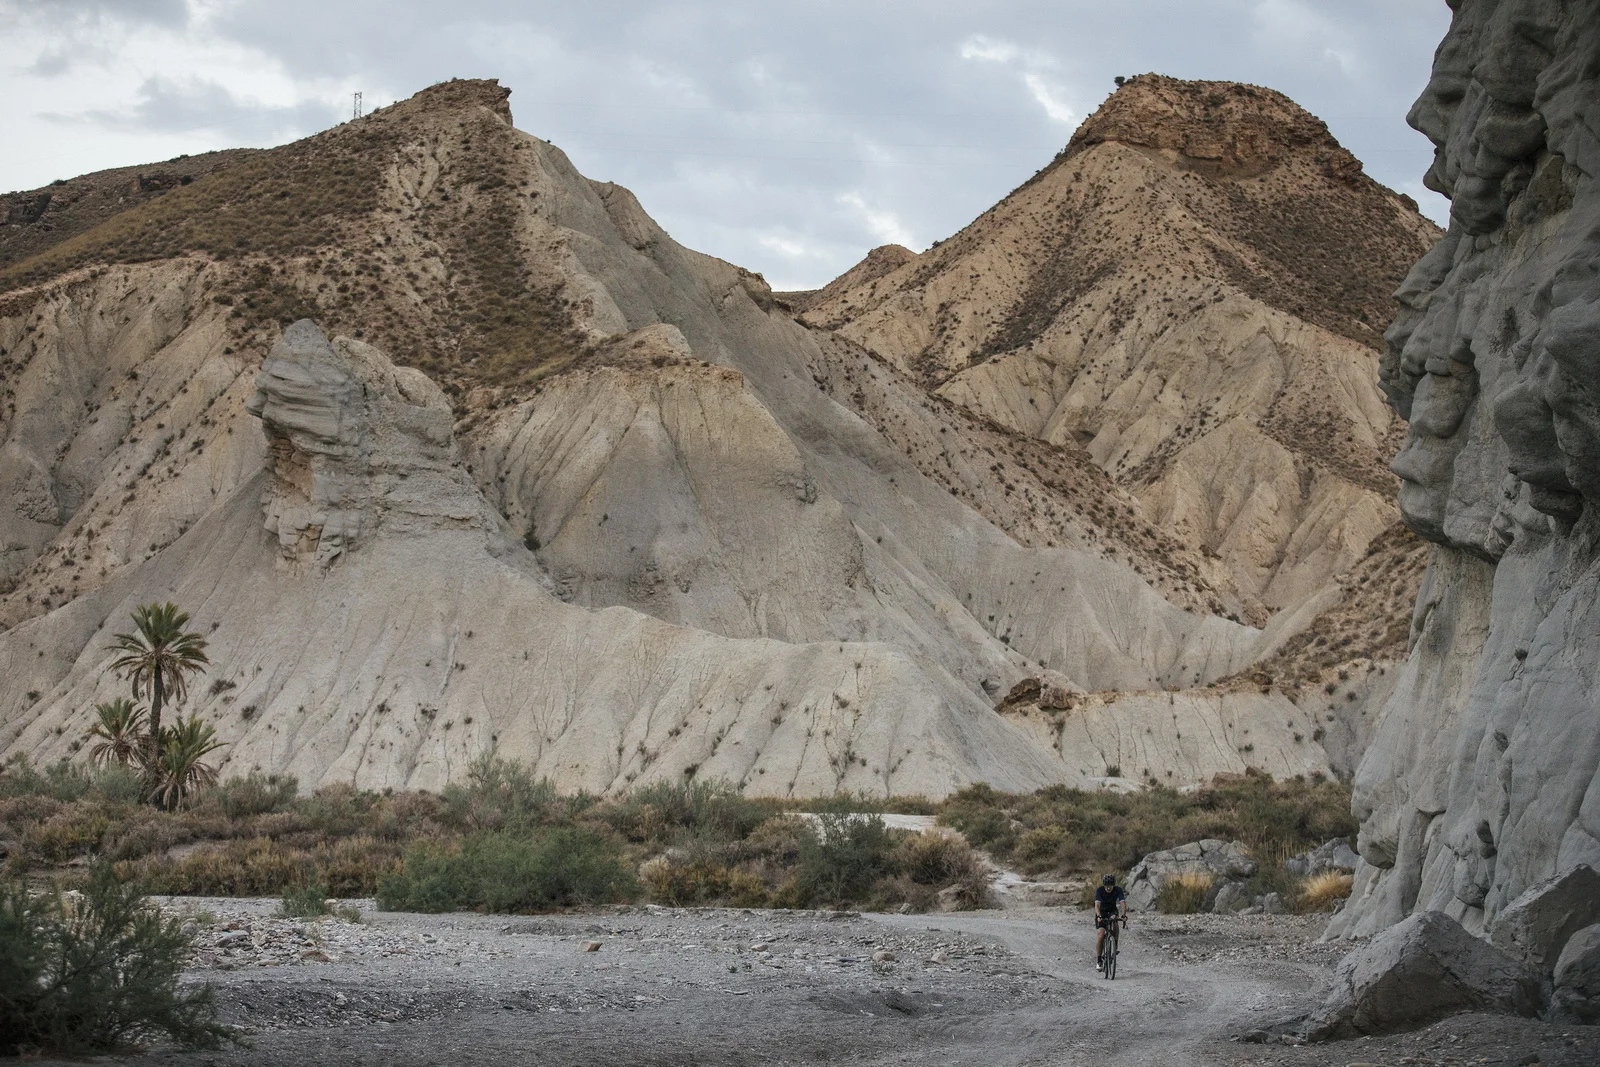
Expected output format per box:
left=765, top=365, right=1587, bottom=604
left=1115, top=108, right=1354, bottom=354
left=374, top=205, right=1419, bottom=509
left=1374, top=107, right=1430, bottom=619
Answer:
left=352, top=91, right=364, bottom=120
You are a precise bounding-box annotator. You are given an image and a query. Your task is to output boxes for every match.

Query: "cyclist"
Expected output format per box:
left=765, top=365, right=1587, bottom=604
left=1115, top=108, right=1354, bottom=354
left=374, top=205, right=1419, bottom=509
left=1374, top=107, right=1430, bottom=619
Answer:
left=1094, top=873, right=1127, bottom=972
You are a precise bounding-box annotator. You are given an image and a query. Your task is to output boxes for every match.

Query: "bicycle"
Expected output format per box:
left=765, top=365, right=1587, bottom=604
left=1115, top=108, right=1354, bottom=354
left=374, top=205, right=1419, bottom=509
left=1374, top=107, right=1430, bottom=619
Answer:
left=1102, top=916, right=1126, bottom=980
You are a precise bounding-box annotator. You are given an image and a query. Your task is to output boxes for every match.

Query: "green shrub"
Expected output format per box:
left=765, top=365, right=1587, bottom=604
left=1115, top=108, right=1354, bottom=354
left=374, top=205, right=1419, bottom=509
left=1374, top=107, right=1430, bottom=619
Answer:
left=939, top=774, right=1356, bottom=878
left=378, top=828, right=635, bottom=914
left=793, top=813, right=897, bottom=907
left=279, top=880, right=330, bottom=918
left=198, top=772, right=299, bottom=819
left=0, top=867, right=232, bottom=1055
left=599, top=778, right=769, bottom=847
left=439, top=755, right=563, bottom=831
left=0, top=756, right=92, bottom=803
left=640, top=857, right=767, bottom=908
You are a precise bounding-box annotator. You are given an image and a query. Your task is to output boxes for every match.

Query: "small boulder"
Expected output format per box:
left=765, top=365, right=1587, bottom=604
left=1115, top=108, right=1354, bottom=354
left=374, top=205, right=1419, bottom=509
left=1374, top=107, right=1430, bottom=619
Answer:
left=1285, top=838, right=1360, bottom=879
left=1125, top=839, right=1257, bottom=912
left=1261, top=892, right=1289, bottom=915
left=1302, top=910, right=1542, bottom=1040
left=1212, top=881, right=1253, bottom=914
left=1488, top=864, right=1600, bottom=975
left=1550, top=924, right=1600, bottom=1023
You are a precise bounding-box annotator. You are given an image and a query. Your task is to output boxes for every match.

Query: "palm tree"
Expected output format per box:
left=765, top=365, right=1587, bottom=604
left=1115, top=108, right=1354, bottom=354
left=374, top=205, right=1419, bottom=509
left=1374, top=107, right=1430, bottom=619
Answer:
left=85, top=698, right=147, bottom=767
left=107, top=603, right=210, bottom=753
left=147, top=715, right=227, bottom=810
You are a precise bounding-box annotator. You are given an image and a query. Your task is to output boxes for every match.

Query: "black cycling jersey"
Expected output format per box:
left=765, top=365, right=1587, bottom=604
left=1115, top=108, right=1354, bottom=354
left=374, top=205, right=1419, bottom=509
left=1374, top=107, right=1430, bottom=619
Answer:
left=1095, top=885, right=1126, bottom=916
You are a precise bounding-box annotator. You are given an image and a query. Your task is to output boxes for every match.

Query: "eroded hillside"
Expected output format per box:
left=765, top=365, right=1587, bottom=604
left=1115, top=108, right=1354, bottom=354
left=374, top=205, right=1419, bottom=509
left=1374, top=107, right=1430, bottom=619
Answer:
left=801, top=75, right=1440, bottom=629
left=0, top=77, right=1418, bottom=794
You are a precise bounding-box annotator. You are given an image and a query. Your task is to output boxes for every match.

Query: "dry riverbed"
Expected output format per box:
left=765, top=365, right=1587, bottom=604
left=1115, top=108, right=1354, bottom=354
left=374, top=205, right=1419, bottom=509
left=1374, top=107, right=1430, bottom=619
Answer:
left=50, top=900, right=1600, bottom=1067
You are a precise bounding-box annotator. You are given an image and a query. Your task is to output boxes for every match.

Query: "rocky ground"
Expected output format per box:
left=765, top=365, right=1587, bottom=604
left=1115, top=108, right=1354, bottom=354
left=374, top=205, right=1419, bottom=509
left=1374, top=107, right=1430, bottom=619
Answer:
left=42, top=900, right=1598, bottom=1067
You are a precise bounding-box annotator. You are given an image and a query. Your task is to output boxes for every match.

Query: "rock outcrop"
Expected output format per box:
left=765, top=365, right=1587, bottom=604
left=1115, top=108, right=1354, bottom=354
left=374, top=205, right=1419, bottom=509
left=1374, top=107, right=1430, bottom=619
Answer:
left=1332, top=0, right=1600, bottom=937
left=1304, top=910, right=1542, bottom=1040
left=1551, top=924, right=1600, bottom=1023
left=1124, top=838, right=1256, bottom=912
left=1487, top=865, right=1600, bottom=976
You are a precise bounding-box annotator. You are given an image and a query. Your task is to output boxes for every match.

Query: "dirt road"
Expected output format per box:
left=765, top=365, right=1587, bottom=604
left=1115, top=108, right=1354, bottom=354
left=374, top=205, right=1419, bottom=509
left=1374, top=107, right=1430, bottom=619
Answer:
left=59, top=901, right=1598, bottom=1067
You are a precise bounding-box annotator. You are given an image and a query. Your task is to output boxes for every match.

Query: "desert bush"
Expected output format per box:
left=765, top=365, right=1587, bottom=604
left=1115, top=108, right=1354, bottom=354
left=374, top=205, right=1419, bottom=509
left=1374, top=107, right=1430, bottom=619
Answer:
left=792, top=813, right=897, bottom=907
left=279, top=880, right=330, bottom=918
left=378, top=828, right=635, bottom=914
left=1297, top=871, right=1354, bottom=912
left=439, top=755, right=563, bottom=831
left=0, top=867, right=231, bottom=1055
left=292, top=783, right=380, bottom=838
left=599, top=778, right=769, bottom=847
left=194, top=771, right=299, bottom=819
left=1155, top=872, right=1213, bottom=914
left=0, top=756, right=93, bottom=803
left=639, top=857, right=767, bottom=908
left=940, top=774, right=1356, bottom=879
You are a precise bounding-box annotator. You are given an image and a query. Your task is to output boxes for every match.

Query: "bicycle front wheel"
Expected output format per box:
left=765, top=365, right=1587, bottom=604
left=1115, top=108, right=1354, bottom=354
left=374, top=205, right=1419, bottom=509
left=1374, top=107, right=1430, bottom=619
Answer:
left=1105, top=932, right=1118, bottom=980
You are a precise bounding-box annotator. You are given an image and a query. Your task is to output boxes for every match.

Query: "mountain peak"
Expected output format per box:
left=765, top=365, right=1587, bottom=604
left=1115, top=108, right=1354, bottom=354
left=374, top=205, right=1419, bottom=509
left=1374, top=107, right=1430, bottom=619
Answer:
left=1068, top=74, right=1360, bottom=180
left=383, top=77, right=514, bottom=125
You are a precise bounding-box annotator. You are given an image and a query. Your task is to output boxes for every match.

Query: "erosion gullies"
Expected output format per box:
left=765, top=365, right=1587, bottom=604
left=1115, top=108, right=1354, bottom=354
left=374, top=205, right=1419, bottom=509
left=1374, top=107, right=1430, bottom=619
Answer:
left=1331, top=0, right=1600, bottom=936
left=0, top=320, right=1065, bottom=797
left=0, top=320, right=1331, bottom=796
left=802, top=75, right=1439, bottom=627
left=0, top=75, right=1411, bottom=795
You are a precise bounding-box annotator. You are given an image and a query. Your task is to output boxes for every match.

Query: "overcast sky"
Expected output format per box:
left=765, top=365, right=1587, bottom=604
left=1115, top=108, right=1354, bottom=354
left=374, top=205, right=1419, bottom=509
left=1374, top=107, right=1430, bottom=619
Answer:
left=3, top=1, right=1451, bottom=290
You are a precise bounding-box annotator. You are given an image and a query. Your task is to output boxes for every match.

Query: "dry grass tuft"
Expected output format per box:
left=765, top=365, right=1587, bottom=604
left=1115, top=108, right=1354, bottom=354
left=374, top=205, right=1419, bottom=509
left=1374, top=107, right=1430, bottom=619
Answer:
left=1155, top=872, right=1213, bottom=913
left=1297, top=870, right=1354, bottom=912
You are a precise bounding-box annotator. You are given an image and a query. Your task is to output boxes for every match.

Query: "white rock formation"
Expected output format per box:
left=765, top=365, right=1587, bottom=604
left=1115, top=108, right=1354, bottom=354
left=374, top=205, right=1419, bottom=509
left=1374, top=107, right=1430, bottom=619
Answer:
left=1331, top=0, right=1600, bottom=935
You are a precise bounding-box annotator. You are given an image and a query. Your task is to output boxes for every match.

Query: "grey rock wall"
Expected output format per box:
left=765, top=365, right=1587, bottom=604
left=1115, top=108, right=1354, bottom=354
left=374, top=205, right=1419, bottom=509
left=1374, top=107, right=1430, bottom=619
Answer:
left=1334, top=0, right=1600, bottom=936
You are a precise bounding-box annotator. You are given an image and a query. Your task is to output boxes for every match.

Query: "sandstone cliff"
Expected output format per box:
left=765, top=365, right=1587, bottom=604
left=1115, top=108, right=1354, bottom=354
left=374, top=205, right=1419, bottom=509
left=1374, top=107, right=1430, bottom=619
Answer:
left=1331, top=0, right=1600, bottom=936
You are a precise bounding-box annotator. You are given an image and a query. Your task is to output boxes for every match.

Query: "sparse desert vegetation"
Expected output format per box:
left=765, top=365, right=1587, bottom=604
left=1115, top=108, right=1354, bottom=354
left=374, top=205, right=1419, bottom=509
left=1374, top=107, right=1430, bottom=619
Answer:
left=0, top=754, right=1351, bottom=917
left=0, top=757, right=989, bottom=915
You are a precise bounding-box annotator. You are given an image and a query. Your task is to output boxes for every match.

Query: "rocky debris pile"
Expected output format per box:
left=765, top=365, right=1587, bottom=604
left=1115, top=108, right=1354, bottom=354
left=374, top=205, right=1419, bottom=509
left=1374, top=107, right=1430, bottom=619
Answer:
left=1140, top=913, right=1346, bottom=968
left=1283, top=839, right=1359, bottom=881
left=1125, top=839, right=1256, bottom=912
left=1300, top=910, right=1542, bottom=1040
left=172, top=900, right=514, bottom=971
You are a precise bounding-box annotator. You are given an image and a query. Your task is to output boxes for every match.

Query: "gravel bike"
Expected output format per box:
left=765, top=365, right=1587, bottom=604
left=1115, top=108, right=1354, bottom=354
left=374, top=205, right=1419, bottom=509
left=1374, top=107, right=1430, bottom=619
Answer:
left=1102, top=916, right=1126, bottom=980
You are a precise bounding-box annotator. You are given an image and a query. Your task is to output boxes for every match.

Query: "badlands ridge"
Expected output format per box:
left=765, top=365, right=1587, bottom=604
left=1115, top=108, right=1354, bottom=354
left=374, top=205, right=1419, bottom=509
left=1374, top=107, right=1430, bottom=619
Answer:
left=0, top=75, right=1436, bottom=800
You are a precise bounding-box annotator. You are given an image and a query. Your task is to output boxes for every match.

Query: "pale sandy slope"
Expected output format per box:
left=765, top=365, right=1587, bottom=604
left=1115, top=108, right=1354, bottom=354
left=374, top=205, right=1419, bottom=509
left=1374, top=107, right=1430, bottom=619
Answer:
left=0, top=81, right=1347, bottom=793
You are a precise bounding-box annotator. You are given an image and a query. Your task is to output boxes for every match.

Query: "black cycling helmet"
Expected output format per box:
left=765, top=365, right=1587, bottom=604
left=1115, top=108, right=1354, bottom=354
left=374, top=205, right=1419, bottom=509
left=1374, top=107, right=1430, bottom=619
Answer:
left=1103, top=874, right=1117, bottom=886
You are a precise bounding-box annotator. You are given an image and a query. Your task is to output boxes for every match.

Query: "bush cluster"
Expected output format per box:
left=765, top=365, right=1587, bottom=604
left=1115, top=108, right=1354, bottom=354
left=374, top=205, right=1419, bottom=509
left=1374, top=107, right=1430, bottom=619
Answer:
left=0, top=866, right=230, bottom=1056
left=0, top=757, right=989, bottom=916
left=2, top=756, right=1353, bottom=918
left=940, top=772, right=1356, bottom=879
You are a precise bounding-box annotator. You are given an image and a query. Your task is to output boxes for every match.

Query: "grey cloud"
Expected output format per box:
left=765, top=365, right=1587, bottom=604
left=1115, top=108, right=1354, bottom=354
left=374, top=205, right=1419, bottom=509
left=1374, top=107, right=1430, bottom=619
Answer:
left=9, top=0, right=1452, bottom=288
left=49, top=75, right=340, bottom=141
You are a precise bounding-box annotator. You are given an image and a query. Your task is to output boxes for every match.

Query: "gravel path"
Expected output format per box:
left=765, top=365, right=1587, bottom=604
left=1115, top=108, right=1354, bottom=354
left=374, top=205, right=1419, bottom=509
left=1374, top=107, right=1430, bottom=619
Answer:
left=54, top=900, right=1600, bottom=1066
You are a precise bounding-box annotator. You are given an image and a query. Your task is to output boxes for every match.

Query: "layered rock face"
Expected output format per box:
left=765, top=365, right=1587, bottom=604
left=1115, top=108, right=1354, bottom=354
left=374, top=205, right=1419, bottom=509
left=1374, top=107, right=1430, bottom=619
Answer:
left=1332, top=0, right=1600, bottom=936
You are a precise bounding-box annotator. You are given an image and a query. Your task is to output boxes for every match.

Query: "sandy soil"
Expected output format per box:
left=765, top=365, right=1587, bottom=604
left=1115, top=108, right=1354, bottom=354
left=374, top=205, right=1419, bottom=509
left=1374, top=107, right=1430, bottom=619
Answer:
left=53, top=901, right=1600, bottom=1067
